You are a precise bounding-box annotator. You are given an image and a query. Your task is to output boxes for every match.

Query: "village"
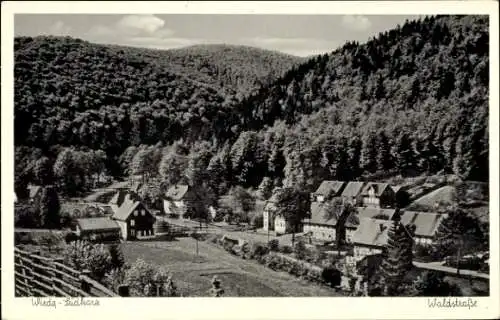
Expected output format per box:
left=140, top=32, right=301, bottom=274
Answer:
left=15, top=174, right=490, bottom=297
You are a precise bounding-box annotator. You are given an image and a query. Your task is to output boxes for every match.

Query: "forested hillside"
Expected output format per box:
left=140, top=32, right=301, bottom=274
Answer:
left=14, top=15, right=489, bottom=201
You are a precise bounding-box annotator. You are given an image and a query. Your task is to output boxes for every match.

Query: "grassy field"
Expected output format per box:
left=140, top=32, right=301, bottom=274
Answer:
left=119, top=238, right=343, bottom=297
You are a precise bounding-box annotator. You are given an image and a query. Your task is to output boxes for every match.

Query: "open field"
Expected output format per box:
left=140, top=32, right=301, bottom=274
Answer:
left=119, top=238, right=343, bottom=297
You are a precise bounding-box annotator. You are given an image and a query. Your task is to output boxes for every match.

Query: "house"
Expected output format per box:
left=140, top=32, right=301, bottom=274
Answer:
left=398, top=210, right=447, bottom=245
left=110, top=192, right=156, bottom=240
left=27, top=185, right=42, bottom=203
left=163, top=184, right=197, bottom=219
left=351, top=218, right=393, bottom=262
left=303, top=202, right=340, bottom=242
left=340, top=182, right=365, bottom=206
left=274, top=214, right=295, bottom=235
left=75, top=217, right=121, bottom=242
left=361, top=182, right=396, bottom=208
left=313, top=181, right=346, bottom=203
left=262, top=194, right=278, bottom=232
left=340, top=207, right=398, bottom=244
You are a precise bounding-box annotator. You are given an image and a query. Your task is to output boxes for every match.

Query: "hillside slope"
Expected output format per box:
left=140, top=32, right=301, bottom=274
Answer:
left=14, top=15, right=489, bottom=198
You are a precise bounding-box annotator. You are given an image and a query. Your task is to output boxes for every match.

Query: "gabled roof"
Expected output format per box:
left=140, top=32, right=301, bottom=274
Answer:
left=303, top=202, right=339, bottom=226
left=28, top=185, right=41, bottom=198
left=352, top=218, right=393, bottom=248
left=165, top=185, right=190, bottom=201
left=341, top=182, right=365, bottom=198
left=314, top=181, right=346, bottom=197
left=399, top=210, right=446, bottom=238
left=362, top=182, right=390, bottom=196
left=76, top=217, right=120, bottom=231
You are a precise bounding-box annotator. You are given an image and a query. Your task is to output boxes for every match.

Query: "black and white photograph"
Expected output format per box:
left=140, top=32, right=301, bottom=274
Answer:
left=1, top=1, right=499, bottom=320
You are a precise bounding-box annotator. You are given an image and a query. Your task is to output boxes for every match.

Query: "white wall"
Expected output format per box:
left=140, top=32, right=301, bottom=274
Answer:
left=115, top=220, right=127, bottom=240
left=304, top=224, right=336, bottom=241
left=353, top=245, right=382, bottom=261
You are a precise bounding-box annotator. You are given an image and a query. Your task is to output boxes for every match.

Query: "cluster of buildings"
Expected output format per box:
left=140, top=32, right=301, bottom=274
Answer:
left=262, top=180, right=447, bottom=262
left=75, top=188, right=156, bottom=242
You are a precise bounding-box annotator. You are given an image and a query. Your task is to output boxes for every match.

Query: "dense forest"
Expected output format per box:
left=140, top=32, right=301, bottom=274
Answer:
left=14, top=15, right=489, bottom=202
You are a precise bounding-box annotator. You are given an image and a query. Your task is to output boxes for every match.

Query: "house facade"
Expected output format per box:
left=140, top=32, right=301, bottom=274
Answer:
left=163, top=185, right=197, bottom=219
left=75, top=217, right=121, bottom=242
left=351, top=218, right=392, bottom=262
left=274, top=214, right=294, bottom=235
left=262, top=195, right=278, bottom=232
left=398, top=210, right=447, bottom=245
left=361, top=183, right=396, bottom=208
left=302, top=202, right=338, bottom=242
left=110, top=192, right=156, bottom=240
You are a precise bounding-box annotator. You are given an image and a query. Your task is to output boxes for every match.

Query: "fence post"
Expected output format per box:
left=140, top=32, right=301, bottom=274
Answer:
left=118, top=285, right=130, bottom=297
left=80, top=270, right=92, bottom=295
left=52, top=258, right=64, bottom=296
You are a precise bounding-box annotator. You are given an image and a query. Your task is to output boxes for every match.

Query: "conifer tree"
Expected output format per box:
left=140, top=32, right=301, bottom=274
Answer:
left=379, top=218, right=415, bottom=296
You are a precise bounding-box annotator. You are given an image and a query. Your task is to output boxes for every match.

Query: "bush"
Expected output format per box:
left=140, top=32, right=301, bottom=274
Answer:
left=124, top=259, right=177, bottom=297
left=321, top=266, right=342, bottom=287
left=267, top=239, right=279, bottom=252
left=250, top=242, right=269, bottom=259
left=14, top=232, right=34, bottom=245
left=14, top=204, right=40, bottom=228
left=64, top=232, right=78, bottom=243
left=293, top=240, right=307, bottom=260
left=63, top=240, right=114, bottom=281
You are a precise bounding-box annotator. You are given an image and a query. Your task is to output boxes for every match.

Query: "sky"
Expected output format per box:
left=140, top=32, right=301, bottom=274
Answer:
left=14, top=14, right=422, bottom=57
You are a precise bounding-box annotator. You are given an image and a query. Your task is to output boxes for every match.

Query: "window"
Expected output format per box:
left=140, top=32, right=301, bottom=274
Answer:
left=141, top=210, right=146, bottom=216
left=130, top=219, right=135, bottom=226
left=131, top=230, right=135, bottom=237
left=134, top=210, right=138, bottom=216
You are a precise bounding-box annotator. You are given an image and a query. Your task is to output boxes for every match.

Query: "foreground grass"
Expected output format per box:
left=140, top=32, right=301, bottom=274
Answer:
left=119, top=238, right=343, bottom=297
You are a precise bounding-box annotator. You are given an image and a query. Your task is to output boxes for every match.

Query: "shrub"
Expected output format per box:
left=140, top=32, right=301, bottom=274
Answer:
left=267, top=239, right=279, bottom=252
left=124, top=259, right=177, bottom=297
left=250, top=214, right=264, bottom=229
left=64, top=232, right=78, bottom=243
left=63, top=240, right=114, bottom=281
left=293, top=240, right=307, bottom=260
left=14, top=232, right=34, bottom=245
left=321, top=266, right=342, bottom=287
left=250, top=242, right=269, bottom=259
left=14, top=204, right=40, bottom=228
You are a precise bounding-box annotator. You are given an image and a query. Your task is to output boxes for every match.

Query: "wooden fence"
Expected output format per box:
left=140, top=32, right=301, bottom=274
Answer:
left=14, top=247, right=129, bottom=297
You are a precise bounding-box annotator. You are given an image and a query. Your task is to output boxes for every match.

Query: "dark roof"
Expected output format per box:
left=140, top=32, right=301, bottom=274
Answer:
left=314, top=181, right=346, bottom=197
left=361, top=182, right=390, bottom=197
left=28, top=185, right=41, bottom=198
left=352, top=218, right=392, bottom=248
left=341, top=182, right=365, bottom=198
left=165, top=185, right=190, bottom=201
left=76, top=217, right=120, bottom=231
left=399, top=210, right=447, bottom=238
left=303, top=202, right=339, bottom=226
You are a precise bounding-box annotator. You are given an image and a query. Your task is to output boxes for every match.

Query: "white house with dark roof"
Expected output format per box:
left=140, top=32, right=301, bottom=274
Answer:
left=263, top=194, right=278, bottom=232
left=27, top=185, right=42, bottom=203
left=109, top=191, right=155, bottom=240
left=352, top=218, right=393, bottom=262
left=163, top=185, right=193, bottom=219
left=75, top=217, right=121, bottom=241
left=303, top=202, right=338, bottom=241
left=313, top=181, right=346, bottom=203
left=361, top=182, right=396, bottom=208
left=398, top=210, right=447, bottom=245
